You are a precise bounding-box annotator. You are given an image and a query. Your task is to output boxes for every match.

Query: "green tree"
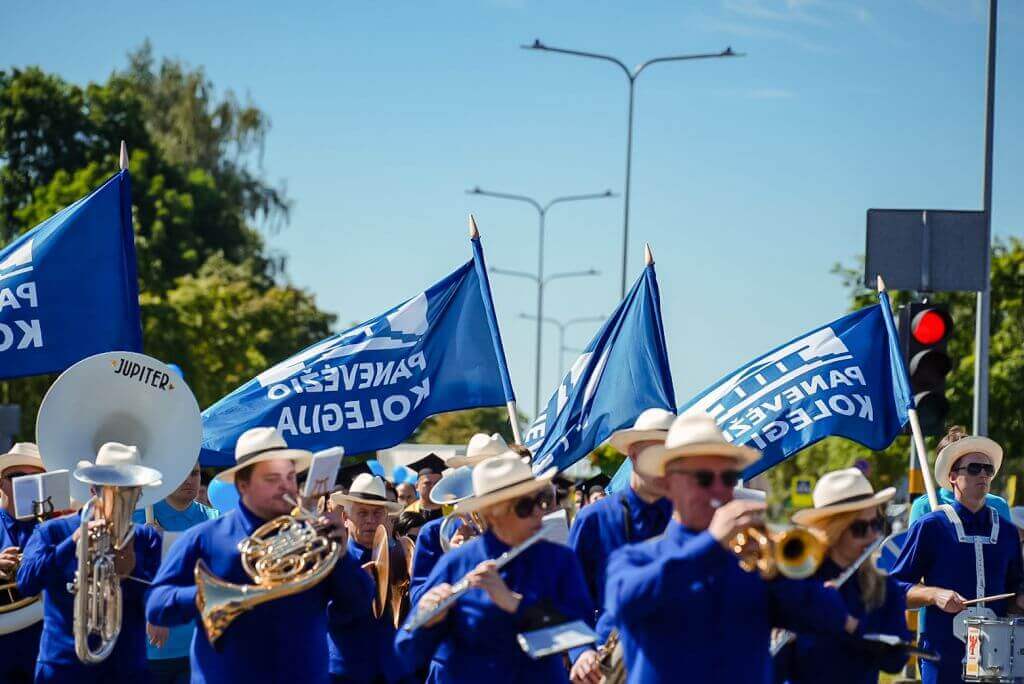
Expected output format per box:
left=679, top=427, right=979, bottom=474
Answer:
left=413, top=408, right=525, bottom=446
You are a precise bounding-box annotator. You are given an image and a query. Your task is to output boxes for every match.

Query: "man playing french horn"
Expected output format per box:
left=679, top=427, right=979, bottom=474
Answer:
left=16, top=443, right=163, bottom=684
left=146, top=427, right=374, bottom=684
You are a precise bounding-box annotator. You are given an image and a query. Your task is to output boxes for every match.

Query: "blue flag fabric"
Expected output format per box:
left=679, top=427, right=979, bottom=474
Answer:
left=609, top=292, right=913, bottom=490
left=200, top=239, right=514, bottom=465
left=0, top=171, right=141, bottom=379
left=524, top=263, right=675, bottom=474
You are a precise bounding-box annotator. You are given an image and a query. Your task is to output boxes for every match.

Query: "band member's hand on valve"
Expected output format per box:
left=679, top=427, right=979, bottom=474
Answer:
left=569, top=648, right=603, bottom=684
left=0, top=545, right=19, bottom=578
left=467, top=559, right=522, bottom=613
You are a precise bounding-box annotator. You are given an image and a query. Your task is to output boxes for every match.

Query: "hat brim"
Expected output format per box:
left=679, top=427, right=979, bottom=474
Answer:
left=636, top=441, right=761, bottom=477
left=215, top=449, right=313, bottom=484
left=934, top=436, right=1003, bottom=489
left=607, top=429, right=669, bottom=455
left=330, top=492, right=404, bottom=513
left=447, top=449, right=519, bottom=468
left=454, top=468, right=557, bottom=514
left=74, top=463, right=164, bottom=489
left=0, top=454, right=45, bottom=475
left=791, top=487, right=896, bottom=526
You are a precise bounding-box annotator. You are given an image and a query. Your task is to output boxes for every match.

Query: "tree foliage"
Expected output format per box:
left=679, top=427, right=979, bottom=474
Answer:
left=413, top=408, right=524, bottom=446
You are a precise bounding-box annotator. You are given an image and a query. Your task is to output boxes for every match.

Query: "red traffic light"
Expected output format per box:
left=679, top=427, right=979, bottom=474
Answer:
left=912, top=309, right=948, bottom=345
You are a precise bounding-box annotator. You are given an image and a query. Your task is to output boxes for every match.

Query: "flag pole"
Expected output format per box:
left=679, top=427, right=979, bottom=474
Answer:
left=469, top=215, right=523, bottom=444
left=119, top=140, right=129, bottom=171
left=644, top=242, right=654, bottom=266
left=878, top=275, right=939, bottom=509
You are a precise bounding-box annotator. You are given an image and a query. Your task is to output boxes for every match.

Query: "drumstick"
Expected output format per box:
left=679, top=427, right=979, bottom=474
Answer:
left=962, top=592, right=1016, bottom=606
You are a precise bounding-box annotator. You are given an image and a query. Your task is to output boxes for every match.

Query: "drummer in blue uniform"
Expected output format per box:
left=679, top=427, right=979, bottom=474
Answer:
left=0, top=443, right=47, bottom=684
left=396, top=452, right=593, bottom=682
left=776, top=467, right=911, bottom=684
left=604, top=414, right=859, bottom=683
left=328, top=472, right=411, bottom=684
left=146, top=427, right=372, bottom=684
left=890, top=426, right=1024, bottom=684
left=566, top=409, right=674, bottom=684
left=17, top=443, right=163, bottom=684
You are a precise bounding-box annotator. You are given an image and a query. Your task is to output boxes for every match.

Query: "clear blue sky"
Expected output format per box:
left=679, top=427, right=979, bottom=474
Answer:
left=4, top=0, right=1022, bottom=417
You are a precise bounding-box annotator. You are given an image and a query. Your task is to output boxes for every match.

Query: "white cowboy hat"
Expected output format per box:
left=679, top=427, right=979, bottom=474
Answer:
left=0, top=442, right=44, bottom=475
left=454, top=454, right=556, bottom=514
left=636, top=414, right=760, bottom=477
left=608, top=408, right=676, bottom=455
left=934, top=434, right=1003, bottom=489
left=448, top=433, right=510, bottom=468
left=74, top=442, right=164, bottom=489
left=430, top=466, right=475, bottom=505
left=330, top=473, right=404, bottom=512
left=215, top=427, right=313, bottom=484
left=791, top=467, right=895, bottom=526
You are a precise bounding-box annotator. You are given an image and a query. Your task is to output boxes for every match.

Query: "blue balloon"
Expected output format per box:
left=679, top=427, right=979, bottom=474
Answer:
left=208, top=478, right=239, bottom=513
left=393, top=465, right=415, bottom=484
left=367, top=460, right=385, bottom=477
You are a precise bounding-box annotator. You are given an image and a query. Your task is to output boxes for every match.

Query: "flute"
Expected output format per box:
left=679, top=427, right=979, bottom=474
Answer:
left=404, top=528, right=548, bottom=632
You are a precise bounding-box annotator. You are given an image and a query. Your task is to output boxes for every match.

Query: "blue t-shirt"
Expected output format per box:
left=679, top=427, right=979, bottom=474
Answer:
left=909, top=490, right=1010, bottom=524
left=133, top=499, right=219, bottom=660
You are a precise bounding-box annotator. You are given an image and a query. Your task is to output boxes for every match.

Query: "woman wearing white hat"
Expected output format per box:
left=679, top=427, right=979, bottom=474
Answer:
left=890, top=426, right=1024, bottom=684
left=395, top=453, right=593, bottom=682
left=567, top=408, right=674, bottom=684
left=775, top=468, right=911, bottom=684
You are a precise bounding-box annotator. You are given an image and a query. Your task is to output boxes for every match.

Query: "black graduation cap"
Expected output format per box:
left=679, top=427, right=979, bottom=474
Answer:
left=337, top=460, right=373, bottom=490
left=407, top=453, right=446, bottom=475
left=582, top=473, right=611, bottom=493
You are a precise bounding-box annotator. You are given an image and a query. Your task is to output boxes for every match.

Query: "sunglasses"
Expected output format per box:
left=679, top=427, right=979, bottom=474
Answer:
left=952, top=462, right=995, bottom=477
left=848, top=516, right=885, bottom=538
left=1, top=471, right=34, bottom=481
left=665, top=468, right=742, bottom=489
left=512, top=489, right=555, bottom=519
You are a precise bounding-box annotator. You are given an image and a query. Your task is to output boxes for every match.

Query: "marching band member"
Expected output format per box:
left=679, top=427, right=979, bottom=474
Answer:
left=395, top=453, right=593, bottom=682
left=17, top=443, right=163, bottom=684
left=327, top=472, right=411, bottom=684
left=402, top=453, right=447, bottom=525
left=776, top=468, right=911, bottom=684
left=604, top=414, right=858, bottom=683
left=0, top=443, right=47, bottom=684
left=890, top=426, right=1024, bottom=684
left=132, top=462, right=219, bottom=684
left=567, top=409, right=674, bottom=684
left=146, top=427, right=373, bottom=684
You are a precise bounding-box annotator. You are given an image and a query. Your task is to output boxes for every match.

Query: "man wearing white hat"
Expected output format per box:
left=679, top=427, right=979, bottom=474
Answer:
left=890, top=426, right=1024, bottom=684
left=603, top=414, right=858, bottom=683
left=395, top=453, right=593, bottom=681
left=0, top=443, right=46, bottom=683
left=17, top=442, right=164, bottom=683
left=567, top=409, right=675, bottom=684
left=327, top=472, right=411, bottom=684
left=146, top=427, right=374, bottom=684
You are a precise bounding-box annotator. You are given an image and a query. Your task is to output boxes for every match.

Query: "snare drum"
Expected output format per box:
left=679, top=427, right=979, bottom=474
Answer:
left=964, top=617, right=1024, bottom=682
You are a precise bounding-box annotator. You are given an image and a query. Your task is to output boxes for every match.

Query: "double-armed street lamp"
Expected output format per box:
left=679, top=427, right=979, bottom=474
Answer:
left=518, top=313, right=606, bottom=380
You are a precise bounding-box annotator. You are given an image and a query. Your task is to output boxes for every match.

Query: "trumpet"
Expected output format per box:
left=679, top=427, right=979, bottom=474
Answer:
left=728, top=525, right=826, bottom=581
left=195, top=494, right=341, bottom=644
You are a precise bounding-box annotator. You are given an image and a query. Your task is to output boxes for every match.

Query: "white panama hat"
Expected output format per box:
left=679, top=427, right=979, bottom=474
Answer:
left=636, top=414, right=760, bottom=477
left=607, top=408, right=676, bottom=455
left=791, top=467, right=895, bottom=526
left=448, top=433, right=511, bottom=468
left=454, top=454, right=556, bottom=514
left=74, top=442, right=164, bottom=489
left=215, top=427, right=313, bottom=484
left=0, top=442, right=44, bottom=475
left=933, top=434, right=1003, bottom=489
left=330, top=473, right=404, bottom=513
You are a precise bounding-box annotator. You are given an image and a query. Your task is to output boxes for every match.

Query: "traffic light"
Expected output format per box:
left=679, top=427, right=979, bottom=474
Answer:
left=898, top=302, right=953, bottom=435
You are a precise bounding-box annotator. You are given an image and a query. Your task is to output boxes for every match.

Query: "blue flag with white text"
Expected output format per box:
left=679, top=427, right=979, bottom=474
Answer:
left=200, top=237, right=515, bottom=465
left=609, top=293, right=912, bottom=490
left=524, top=263, right=675, bottom=473
left=0, top=171, right=141, bottom=379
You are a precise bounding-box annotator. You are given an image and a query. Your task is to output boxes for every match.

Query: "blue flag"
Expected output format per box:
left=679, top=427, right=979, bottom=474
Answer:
left=524, top=263, right=675, bottom=473
left=200, top=237, right=515, bottom=465
left=609, top=292, right=912, bottom=490
left=0, top=171, right=141, bottom=379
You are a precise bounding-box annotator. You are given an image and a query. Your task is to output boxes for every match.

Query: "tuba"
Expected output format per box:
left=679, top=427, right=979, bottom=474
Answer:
left=195, top=493, right=342, bottom=643
left=431, top=466, right=485, bottom=554
left=36, top=352, right=203, bottom=663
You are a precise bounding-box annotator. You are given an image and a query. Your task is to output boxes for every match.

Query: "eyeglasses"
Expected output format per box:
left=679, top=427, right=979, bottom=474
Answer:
left=513, top=489, right=555, bottom=518
left=952, top=462, right=995, bottom=477
left=665, top=468, right=742, bottom=489
left=848, top=516, right=885, bottom=538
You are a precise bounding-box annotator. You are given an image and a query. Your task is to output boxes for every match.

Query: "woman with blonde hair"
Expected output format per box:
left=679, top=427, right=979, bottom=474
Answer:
left=776, top=467, right=911, bottom=684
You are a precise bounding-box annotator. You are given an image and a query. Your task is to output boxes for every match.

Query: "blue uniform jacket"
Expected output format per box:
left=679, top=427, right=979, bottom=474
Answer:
left=0, top=509, right=43, bottom=678
left=775, top=557, right=911, bottom=684
left=890, top=502, right=1023, bottom=684
left=605, top=519, right=850, bottom=684
left=567, top=487, right=670, bottom=661
left=327, top=536, right=412, bottom=683
left=16, top=513, right=161, bottom=680
left=395, top=530, right=594, bottom=683
left=146, top=501, right=374, bottom=684
left=410, top=517, right=443, bottom=607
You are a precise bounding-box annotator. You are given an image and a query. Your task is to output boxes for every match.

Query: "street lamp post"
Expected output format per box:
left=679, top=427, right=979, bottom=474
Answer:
left=519, top=313, right=605, bottom=377
left=468, top=186, right=614, bottom=416
left=521, top=39, right=743, bottom=297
